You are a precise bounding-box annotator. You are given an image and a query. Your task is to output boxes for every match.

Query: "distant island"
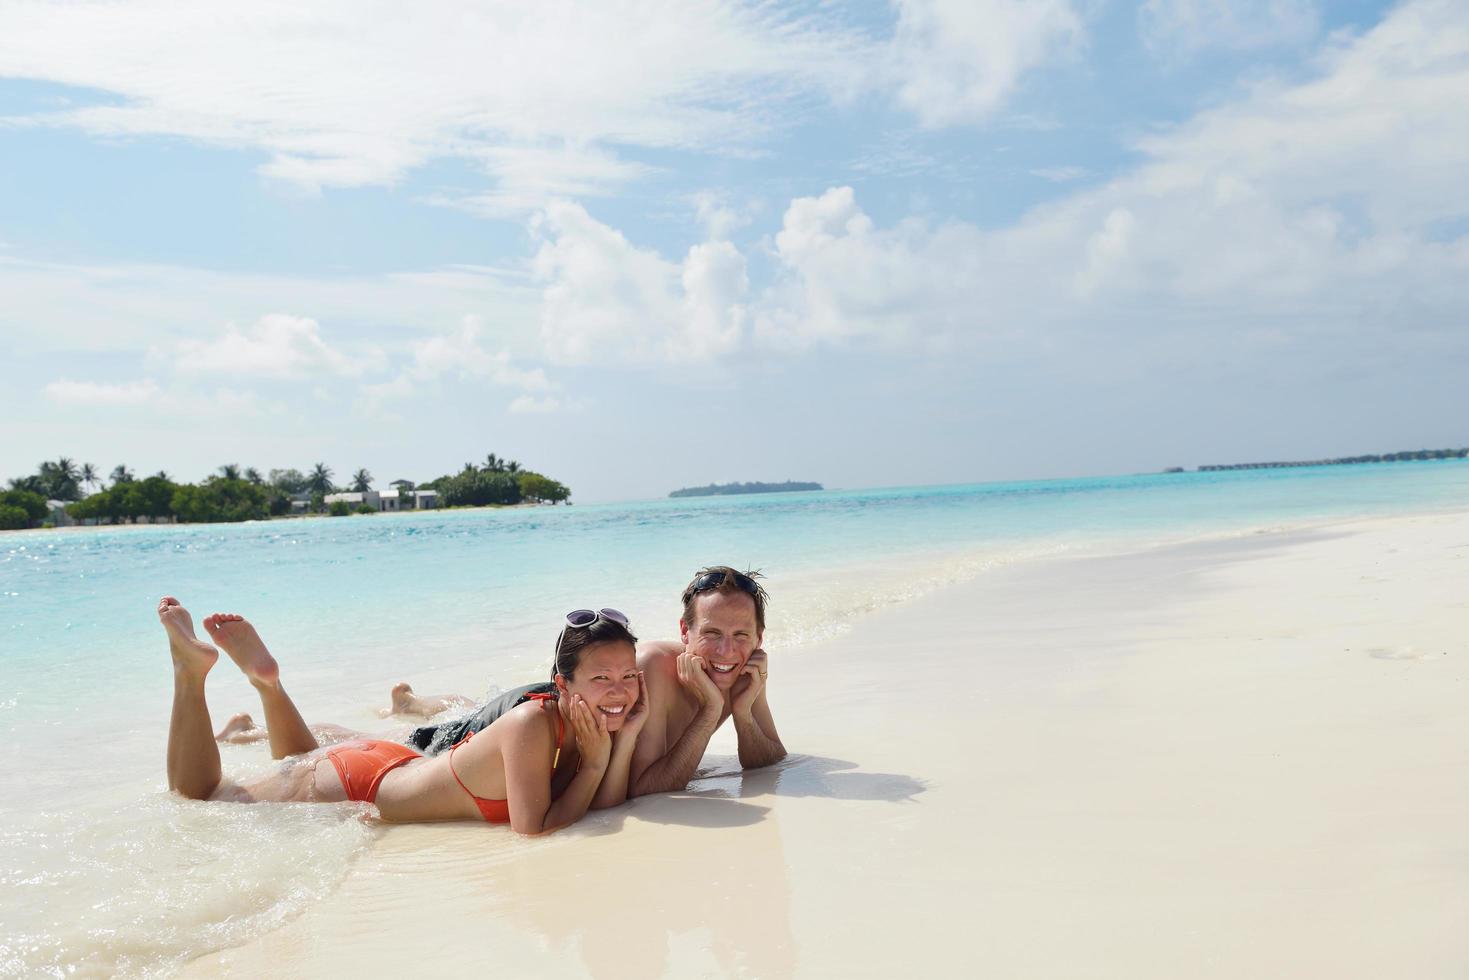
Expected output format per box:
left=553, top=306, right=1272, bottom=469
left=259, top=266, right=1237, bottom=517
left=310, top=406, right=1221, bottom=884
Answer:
left=1168, top=446, right=1468, bottom=473
left=2, top=452, right=571, bottom=530
left=669, top=481, right=823, bottom=498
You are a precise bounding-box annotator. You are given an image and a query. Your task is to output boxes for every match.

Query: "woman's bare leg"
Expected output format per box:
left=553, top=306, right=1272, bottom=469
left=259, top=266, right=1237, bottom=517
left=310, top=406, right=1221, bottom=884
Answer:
left=204, top=613, right=319, bottom=760
left=159, top=596, right=224, bottom=799
left=379, top=681, right=476, bottom=718
left=215, top=712, right=259, bottom=742
left=216, top=715, right=366, bottom=748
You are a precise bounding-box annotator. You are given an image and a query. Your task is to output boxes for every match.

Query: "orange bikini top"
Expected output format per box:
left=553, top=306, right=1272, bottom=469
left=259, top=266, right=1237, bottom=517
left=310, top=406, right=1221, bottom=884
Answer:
left=447, top=693, right=563, bottom=823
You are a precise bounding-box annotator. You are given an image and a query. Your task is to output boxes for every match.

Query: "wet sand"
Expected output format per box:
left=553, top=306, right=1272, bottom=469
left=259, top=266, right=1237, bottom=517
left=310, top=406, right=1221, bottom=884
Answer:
left=182, top=511, right=1469, bottom=978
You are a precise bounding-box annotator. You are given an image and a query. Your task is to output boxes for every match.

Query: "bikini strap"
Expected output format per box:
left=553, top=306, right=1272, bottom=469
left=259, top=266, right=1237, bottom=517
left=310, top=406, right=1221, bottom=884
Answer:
left=447, top=731, right=477, bottom=798
left=524, top=692, right=564, bottom=769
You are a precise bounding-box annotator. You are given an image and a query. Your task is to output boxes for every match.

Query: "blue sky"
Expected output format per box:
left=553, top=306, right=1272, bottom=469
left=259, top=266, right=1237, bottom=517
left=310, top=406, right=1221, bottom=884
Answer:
left=2, top=0, right=1464, bottom=501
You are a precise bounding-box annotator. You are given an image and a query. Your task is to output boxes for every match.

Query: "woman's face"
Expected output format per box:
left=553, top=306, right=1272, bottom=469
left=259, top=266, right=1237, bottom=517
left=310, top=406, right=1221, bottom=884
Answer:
left=559, top=640, right=638, bottom=731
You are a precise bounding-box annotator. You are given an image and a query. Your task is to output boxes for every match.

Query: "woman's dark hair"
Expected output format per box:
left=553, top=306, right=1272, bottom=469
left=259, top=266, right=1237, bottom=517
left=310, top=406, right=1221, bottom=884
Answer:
left=552, top=616, right=638, bottom=683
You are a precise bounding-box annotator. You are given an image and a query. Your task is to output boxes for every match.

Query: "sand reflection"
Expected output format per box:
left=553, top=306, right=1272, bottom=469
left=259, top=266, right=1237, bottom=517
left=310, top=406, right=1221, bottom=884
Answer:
left=496, top=780, right=794, bottom=978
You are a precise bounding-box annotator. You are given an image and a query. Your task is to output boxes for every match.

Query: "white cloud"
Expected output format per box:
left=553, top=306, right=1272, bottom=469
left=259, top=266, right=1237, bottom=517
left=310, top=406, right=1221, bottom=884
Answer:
left=406, top=317, right=551, bottom=390
left=0, top=1, right=872, bottom=209
left=508, top=395, right=562, bottom=414
left=0, top=255, right=538, bottom=356
left=756, top=1, right=1469, bottom=357
left=532, top=200, right=747, bottom=364
left=44, top=378, right=161, bottom=406
left=1140, top=0, right=1320, bottom=57
left=888, top=0, right=1084, bottom=127
left=360, top=316, right=552, bottom=413
left=172, top=314, right=384, bottom=380
left=692, top=193, right=749, bottom=242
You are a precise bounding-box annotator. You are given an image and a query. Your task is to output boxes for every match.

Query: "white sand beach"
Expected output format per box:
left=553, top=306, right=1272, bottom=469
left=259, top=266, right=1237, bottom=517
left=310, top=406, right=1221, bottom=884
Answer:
left=182, top=510, right=1469, bottom=978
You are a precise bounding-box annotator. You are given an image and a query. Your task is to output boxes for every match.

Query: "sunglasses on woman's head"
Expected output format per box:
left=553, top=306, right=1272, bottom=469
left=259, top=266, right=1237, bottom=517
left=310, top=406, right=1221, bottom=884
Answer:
left=556, top=607, right=631, bottom=660
left=564, top=607, right=630, bottom=629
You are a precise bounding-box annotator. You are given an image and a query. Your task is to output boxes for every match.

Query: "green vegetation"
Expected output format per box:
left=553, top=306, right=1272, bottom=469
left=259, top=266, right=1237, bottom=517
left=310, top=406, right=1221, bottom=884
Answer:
left=669, top=480, right=823, bottom=498
left=2, top=451, right=572, bottom=529
left=420, top=456, right=570, bottom=507
left=0, top=489, right=48, bottom=530
left=1192, top=447, right=1469, bottom=472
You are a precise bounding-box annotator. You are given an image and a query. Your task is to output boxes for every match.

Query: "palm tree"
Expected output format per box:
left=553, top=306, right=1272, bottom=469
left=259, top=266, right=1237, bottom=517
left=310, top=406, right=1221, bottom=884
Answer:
left=307, top=463, right=334, bottom=495
left=153, top=470, right=171, bottom=482
left=110, top=465, right=136, bottom=486
left=244, top=467, right=264, bottom=485
left=80, top=463, right=99, bottom=494
left=506, top=460, right=521, bottom=475
left=351, top=468, right=373, bottom=492
left=218, top=463, right=242, bottom=481
left=42, top=458, right=81, bottom=500
left=484, top=453, right=502, bottom=473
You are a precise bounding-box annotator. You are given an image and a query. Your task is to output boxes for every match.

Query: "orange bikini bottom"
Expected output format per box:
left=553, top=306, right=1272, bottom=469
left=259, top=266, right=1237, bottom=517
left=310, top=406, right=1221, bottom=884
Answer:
left=325, top=739, right=421, bottom=804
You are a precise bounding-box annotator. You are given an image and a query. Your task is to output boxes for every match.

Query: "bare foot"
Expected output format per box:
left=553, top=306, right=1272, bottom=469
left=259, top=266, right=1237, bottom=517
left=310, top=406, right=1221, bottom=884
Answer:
left=379, top=681, right=474, bottom=718
left=203, top=613, right=280, bottom=687
left=158, top=596, right=218, bottom=677
left=215, top=712, right=260, bottom=742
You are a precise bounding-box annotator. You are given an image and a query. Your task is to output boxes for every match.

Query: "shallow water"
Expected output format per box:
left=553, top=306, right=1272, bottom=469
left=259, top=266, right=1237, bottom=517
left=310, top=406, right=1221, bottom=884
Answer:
left=2, top=461, right=1467, bottom=976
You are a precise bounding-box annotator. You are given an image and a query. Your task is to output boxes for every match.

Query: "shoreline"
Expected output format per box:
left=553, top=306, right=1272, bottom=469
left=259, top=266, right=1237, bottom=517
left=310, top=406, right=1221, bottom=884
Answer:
left=178, top=508, right=1469, bottom=978
left=0, top=499, right=562, bottom=535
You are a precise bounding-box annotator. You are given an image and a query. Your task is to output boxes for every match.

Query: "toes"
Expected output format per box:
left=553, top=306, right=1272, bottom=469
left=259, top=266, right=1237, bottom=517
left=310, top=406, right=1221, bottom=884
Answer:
left=160, top=595, right=179, bottom=608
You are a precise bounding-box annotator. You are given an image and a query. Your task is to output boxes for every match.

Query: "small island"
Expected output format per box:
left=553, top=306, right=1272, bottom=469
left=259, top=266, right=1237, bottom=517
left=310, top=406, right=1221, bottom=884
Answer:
left=1164, top=446, right=1469, bottom=473
left=669, top=481, right=823, bottom=498
left=1, top=452, right=571, bottom=530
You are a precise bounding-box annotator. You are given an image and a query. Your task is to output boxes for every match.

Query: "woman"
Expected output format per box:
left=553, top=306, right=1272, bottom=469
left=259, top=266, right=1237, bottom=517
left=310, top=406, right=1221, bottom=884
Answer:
left=159, top=596, right=646, bottom=835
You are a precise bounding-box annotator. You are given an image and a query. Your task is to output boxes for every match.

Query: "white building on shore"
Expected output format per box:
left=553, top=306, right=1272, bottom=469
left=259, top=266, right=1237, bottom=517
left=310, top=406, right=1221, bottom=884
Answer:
left=325, top=489, right=438, bottom=512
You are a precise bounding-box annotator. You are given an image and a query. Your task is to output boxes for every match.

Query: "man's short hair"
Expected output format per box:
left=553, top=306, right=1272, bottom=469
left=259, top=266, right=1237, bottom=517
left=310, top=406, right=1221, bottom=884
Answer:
left=680, top=566, right=768, bottom=633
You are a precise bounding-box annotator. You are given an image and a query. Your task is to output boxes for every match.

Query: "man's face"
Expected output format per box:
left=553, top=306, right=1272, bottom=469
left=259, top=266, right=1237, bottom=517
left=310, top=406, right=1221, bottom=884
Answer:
left=680, top=590, right=762, bottom=690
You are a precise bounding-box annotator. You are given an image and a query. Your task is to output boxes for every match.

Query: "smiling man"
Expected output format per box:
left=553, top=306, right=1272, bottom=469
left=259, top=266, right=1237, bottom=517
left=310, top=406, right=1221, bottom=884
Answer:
left=627, top=565, right=786, bottom=796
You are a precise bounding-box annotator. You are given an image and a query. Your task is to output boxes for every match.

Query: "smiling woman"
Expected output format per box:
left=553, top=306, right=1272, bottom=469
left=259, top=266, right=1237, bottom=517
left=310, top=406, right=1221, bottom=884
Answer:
left=157, top=597, right=647, bottom=835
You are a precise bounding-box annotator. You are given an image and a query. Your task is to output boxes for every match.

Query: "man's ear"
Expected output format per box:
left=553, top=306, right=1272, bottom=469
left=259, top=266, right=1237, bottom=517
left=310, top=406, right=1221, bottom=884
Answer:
left=679, top=619, right=690, bottom=647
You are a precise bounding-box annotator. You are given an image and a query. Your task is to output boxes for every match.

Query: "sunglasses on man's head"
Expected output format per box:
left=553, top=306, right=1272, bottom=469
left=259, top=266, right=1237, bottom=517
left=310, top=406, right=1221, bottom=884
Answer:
left=686, top=570, right=759, bottom=600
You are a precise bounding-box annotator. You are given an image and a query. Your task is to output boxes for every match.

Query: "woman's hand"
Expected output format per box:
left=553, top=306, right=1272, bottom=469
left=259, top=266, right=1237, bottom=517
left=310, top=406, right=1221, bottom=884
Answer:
left=618, top=671, right=651, bottom=742
left=569, top=695, right=611, bottom=771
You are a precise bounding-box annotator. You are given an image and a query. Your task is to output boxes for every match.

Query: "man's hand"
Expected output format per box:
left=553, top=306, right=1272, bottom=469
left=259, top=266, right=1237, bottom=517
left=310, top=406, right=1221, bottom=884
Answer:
left=618, top=671, right=650, bottom=742
left=732, top=648, right=768, bottom=717
left=677, top=651, right=724, bottom=714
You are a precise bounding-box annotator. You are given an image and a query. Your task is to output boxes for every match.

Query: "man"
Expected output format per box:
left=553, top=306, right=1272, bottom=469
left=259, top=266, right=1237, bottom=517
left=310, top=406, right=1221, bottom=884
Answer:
left=400, top=565, right=786, bottom=795
left=627, top=565, right=785, bottom=795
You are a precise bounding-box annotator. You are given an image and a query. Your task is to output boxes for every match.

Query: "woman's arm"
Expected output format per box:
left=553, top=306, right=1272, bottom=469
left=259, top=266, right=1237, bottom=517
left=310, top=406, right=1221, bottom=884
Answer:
left=505, top=696, right=610, bottom=835
left=592, top=671, right=648, bottom=810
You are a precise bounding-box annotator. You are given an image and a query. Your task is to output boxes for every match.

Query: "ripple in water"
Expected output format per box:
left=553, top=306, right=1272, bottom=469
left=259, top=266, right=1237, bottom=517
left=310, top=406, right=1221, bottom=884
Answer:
left=0, top=796, right=375, bottom=978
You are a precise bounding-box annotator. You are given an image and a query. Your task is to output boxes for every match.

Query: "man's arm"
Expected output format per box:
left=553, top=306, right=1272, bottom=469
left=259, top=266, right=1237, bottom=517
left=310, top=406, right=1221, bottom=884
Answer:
left=628, top=647, right=725, bottom=797
left=732, top=650, right=786, bottom=769
left=630, top=702, right=721, bottom=796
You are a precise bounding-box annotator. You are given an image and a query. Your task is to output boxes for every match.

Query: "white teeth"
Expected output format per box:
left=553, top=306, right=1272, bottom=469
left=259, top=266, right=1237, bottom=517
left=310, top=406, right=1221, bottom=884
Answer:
left=600, top=705, right=625, bottom=714
left=712, top=663, right=736, bottom=673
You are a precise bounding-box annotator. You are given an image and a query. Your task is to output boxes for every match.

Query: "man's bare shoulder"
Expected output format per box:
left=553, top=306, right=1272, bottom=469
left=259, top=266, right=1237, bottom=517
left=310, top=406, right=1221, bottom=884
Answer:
left=636, top=639, right=682, bottom=676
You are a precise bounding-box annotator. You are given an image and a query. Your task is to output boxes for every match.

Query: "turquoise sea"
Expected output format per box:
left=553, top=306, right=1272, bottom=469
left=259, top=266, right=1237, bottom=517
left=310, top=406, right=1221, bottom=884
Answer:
left=2, top=461, right=1468, bottom=976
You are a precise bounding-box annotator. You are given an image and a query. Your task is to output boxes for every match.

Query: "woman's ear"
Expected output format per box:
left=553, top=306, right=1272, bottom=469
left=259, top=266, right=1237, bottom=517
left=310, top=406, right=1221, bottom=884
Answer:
left=553, top=673, right=569, bottom=697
